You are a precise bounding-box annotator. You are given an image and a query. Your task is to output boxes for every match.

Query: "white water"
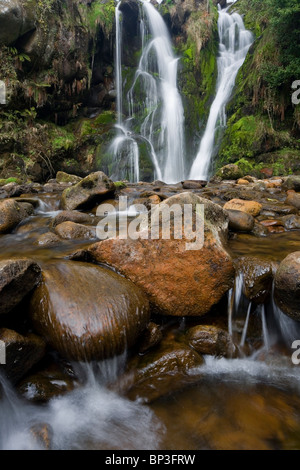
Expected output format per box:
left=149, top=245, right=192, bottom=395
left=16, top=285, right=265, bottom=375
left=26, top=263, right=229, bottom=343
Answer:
left=189, top=6, right=253, bottom=180
left=111, top=0, right=186, bottom=183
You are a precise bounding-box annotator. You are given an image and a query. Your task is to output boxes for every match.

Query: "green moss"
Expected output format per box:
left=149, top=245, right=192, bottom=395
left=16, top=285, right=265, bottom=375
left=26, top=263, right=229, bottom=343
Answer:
left=0, top=177, right=21, bottom=186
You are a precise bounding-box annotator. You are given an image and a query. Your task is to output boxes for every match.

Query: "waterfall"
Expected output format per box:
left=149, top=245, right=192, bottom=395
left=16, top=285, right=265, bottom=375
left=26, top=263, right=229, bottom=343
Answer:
left=110, top=0, right=186, bottom=184
left=189, top=6, right=253, bottom=180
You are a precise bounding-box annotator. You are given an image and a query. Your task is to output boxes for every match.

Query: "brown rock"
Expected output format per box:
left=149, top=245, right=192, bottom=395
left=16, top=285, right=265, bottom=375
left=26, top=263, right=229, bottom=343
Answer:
left=54, top=221, right=96, bottom=240
left=226, top=209, right=255, bottom=233
left=286, top=190, right=300, bottom=210
left=274, top=252, right=300, bottom=320
left=50, top=210, right=93, bottom=229
left=186, top=325, right=235, bottom=357
left=86, top=193, right=235, bottom=317
left=182, top=180, right=206, bottom=189
left=223, top=199, right=262, bottom=217
left=138, top=322, right=163, bottom=354
left=0, top=259, right=42, bottom=315
left=0, top=329, right=46, bottom=384
left=281, top=214, right=300, bottom=230
left=0, top=199, right=34, bottom=234
left=60, top=171, right=115, bottom=211
left=29, top=261, right=150, bottom=361
left=30, top=424, right=53, bottom=450
left=56, top=171, right=82, bottom=185
left=236, top=256, right=273, bottom=304
left=35, top=232, right=61, bottom=246
left=237, top=179, right=250, bottom=185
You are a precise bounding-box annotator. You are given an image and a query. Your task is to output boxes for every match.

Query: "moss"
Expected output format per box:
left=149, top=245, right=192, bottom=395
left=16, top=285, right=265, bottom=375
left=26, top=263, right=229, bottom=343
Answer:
left=0, top=177, right=22, bottom=186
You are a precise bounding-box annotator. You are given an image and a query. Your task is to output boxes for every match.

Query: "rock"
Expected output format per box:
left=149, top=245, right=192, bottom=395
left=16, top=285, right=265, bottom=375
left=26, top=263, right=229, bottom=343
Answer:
left=223, top=199, right=262, bottom=217
left=236, top=257, right=273, bottom=304
left=186, top=325, right=235, bottom=357
left=56, top=171, right=82, bottom=185
left=0, top=329, right=46, bottom=384
left=60, top=171, right=115, bottom=211
left=35, top=232, right=61, bottom=246
left=286, top=190, right=300, bottom=210
left=121, top=338, right=204, bottom=403
left=282, top=176, right=300, bottom=192
left=50, top=210, right=93, bottom=229
left=274, top=252, right=300, bottom=320
left=182, top=180, right=206, bottom=189
left=0, top=0, right=35, bottom=45
left=0, top=199, right=34, bottom=233
left=0, top=259, right=42, bottom=315
left=237, top=179, right=250, bottom=185
left=29, top=261, right=150, bottom=361
left=138, top=322, right=163, bottom=354
left=261, top=202, right=297, bottom=216
left=30, top=424, right=53, bottom=450
left=251, top=222, right=269, bottom=237
left=86, top=193, right=235, bottom=317
left=54, top=221, right=96, bottom=240
left=226, top=209, right=255, bottom=233
left=281, top=215, right=300, bottom=230
left=215, top=164, right=243, bottom=181
left=259, top=219, right=284, bottom=227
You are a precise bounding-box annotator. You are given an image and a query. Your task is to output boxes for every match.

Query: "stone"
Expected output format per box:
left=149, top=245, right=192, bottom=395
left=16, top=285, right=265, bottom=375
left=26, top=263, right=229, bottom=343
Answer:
left=282, top=176, right=300, bottom=192
left=186, top=325, right=235, bottom=357
left=56, top=171, right=82, bottom=185
left=237, top=179, right=250, bottom=185
left=30, top=424, right=53, bottom=450
left=274, top=252, right=300, bottom=320
left=223, top=199, right=262, bottom=217
left=29, top=261, right=150, bottom=361
left=54, top=221, right=96, bottom=240
left=35, top=232, right=61, bottom=246
left=50, top=210, right=93, bottom=229
left=0, top=199, right=34, bottom=234
left=236, top=256, right=273, bottom=304
left=85, top=193, right=235, bottom=317
left=0, top=259, right=42, bottom=315
left=281, top=215, right=300, bottom=230
left=215, top=164, right=243, bottom=181
left=138, top=322, right=163, bottom=354
left=182, top=180, right=206, bottom=189
left=60, top=171, right=115, bottom=211
left=226, top=209, right=255, bottom=233
left=0, top=329, right=46, bottom=384
left=286, top=190, right=300, bottom=210
left=0, top=0, right=35, bottom=45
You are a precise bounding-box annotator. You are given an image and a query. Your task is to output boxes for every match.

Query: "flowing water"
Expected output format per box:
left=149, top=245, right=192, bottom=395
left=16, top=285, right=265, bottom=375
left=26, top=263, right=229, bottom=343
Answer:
left=110, top=0, right=186, bottom=184
left=189, top=6, right=253, bottom=180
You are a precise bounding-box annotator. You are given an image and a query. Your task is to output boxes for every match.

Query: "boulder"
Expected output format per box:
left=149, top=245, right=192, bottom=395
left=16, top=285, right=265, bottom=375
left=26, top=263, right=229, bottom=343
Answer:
left=281, top=215, right=300, bottom=230
left=235, top=257, right=273, bottom=304
left=86, top=192, right=235, bottom=317
left=226, top=209, right=255, bottom=233
left=186, top=325, right=235, bottom=357
left=0, top=259, right=42, bottom=315
left=0, top=199, right=34, bottom=233
left=0, top=0, right=35, bottom=45
left=286, top=190, right=300, bottom=210
left=282, top=176, right=300, bottom=192
left=56, top=171, right=82, bottom=185
left=50, top=210, right=93, bottom=229
left=29, top=261, right=150, bottom=361
left=215, top=164, right=243, bottom=181
left=60, top=171, right=115, bottom=211
left=223, top=199, right=262, bottom=217
left=274, top=252, right=300, bottom=320
left=0, top=329, right=46, bottom=384
left=54, top=221, right=96, bottom=240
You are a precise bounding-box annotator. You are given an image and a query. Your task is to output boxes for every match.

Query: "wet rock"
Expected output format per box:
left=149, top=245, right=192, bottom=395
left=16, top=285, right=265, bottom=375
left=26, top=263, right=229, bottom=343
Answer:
left=236, top=256, right=273, bottom=304
left=121, top=338, right=204, bottom=403
left=56, top=171, right=82, bottom=185
left=286, top=190, right=300, bottom=210
left=0, top=259, right=42, bottom=315
left=259, top=219, right=284, bottom=227
left=281, top=214, right=300, bottom=230
left=215, top=164, right=243, bottom=181
left=0, top=199, right=34, bottom=233
left=274, top=252, right=300, bottom=320
left=0, top=0, right=35, bottom=45
left=237, top=179, right=250, bottom=185
left=35, top=232, right=61, bottom=246
left=226, top=209, right=255, bottom=233
left=50, top=210, right=93, bottom=229
left=182, top=180, right=206, bottom=189
left=30, top=424, right=53, bottom=450
left=29, top=261, right=150, bottom=361
left=223, top=199, right=262, bottom=217
left=54, top=221, right=96, bottom=240
left=251, top=222, right=269, bottom=237
left=86, top=193, right=235, bottom=317
left=186, top=325, right=235, bottom=357
left=0, top=329, right=46, bottom=384
left=138, top=322, right=163, bottom=354
left=261, top=202, right=297, bottom=216
left=60, top=171, right=115, bottom=211
left=282, top=176, right=300, bottom=192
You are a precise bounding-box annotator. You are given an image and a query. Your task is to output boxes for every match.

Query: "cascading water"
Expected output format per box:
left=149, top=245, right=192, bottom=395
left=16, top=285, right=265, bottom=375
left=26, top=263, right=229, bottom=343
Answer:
left=189, top=6, right=253, bottom=180
left=110, top=0, right=186, bottom=184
